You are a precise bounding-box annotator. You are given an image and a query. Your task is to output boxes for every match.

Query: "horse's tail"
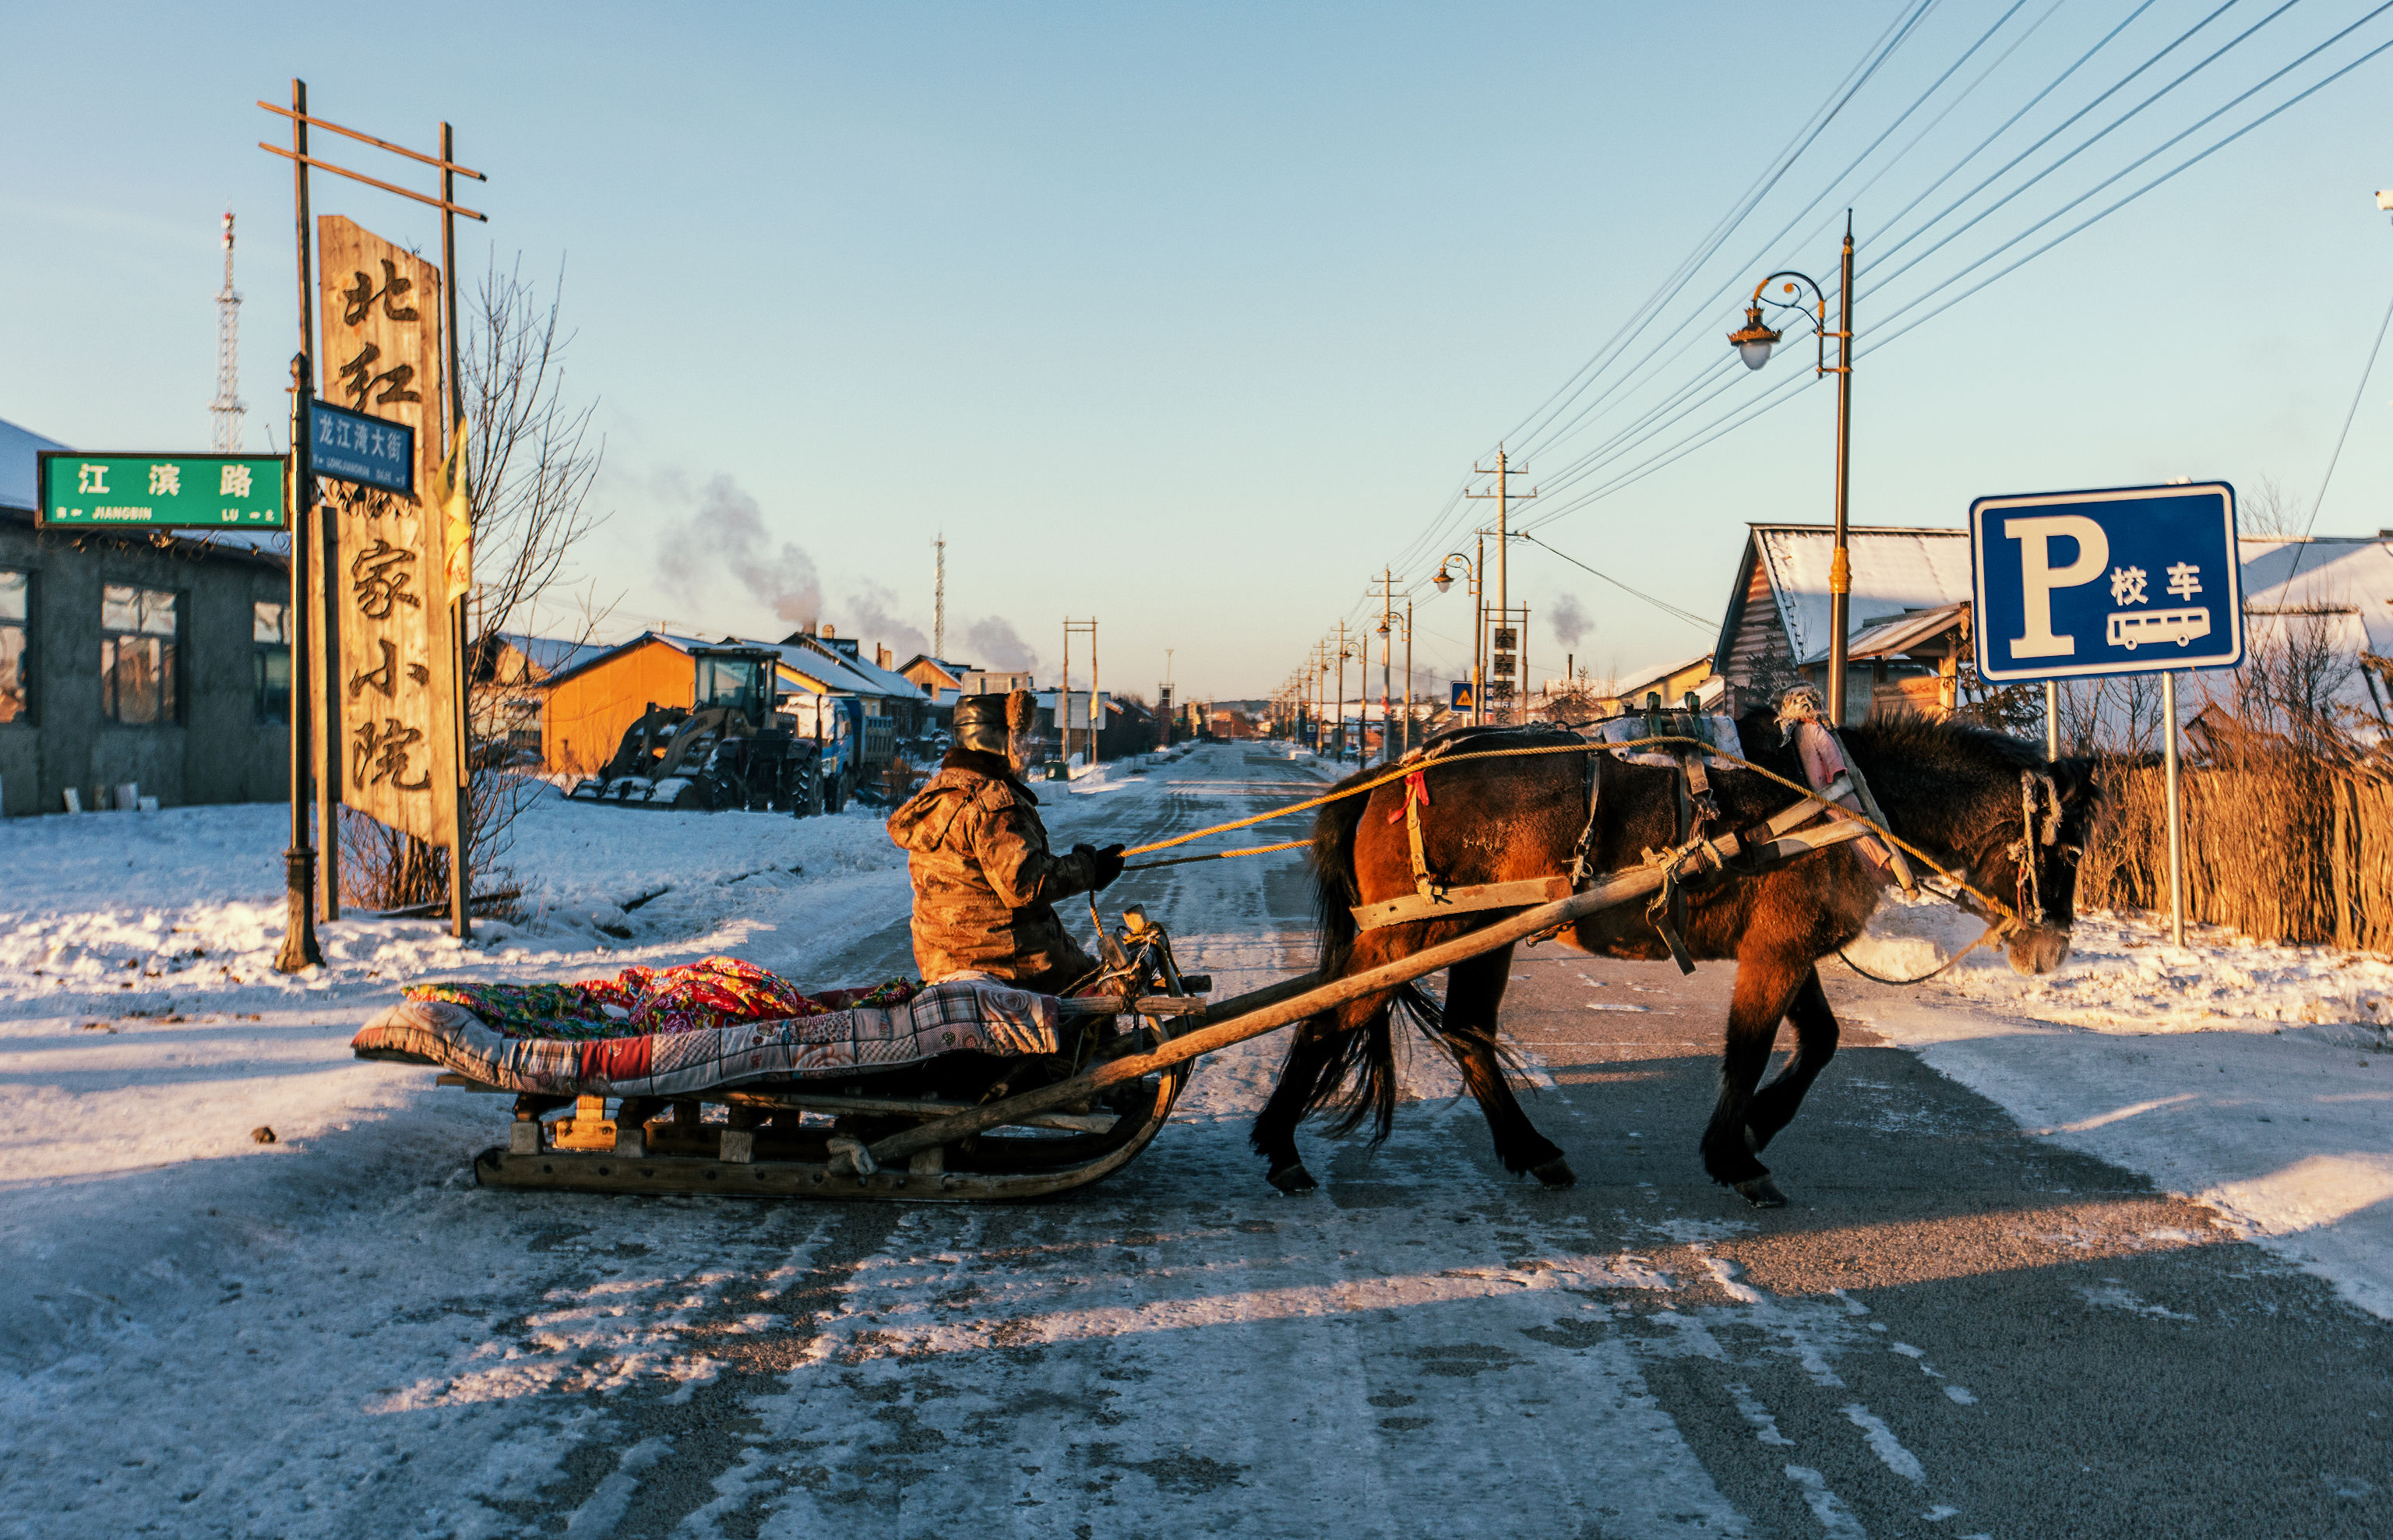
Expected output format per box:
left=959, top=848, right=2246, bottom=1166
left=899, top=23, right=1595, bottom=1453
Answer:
left=1290, top=767, right=1422, bottom=1144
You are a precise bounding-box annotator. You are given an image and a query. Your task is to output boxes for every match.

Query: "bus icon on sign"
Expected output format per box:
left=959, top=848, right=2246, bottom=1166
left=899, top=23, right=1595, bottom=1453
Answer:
left=2106, top=608, right=2211, bottom=650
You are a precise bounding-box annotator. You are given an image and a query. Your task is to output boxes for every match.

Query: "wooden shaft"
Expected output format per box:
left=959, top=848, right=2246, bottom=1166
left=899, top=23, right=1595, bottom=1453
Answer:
left=863, top=823, right=1870, bottom=1168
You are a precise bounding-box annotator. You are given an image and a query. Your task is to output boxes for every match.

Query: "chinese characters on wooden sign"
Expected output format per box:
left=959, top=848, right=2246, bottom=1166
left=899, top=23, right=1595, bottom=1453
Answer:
left=316, top=215, right=459, bottom=848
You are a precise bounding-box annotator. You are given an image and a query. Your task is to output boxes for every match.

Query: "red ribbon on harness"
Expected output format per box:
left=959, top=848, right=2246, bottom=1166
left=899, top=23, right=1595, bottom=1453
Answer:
left=1388, top=770, right=1429, bottom=824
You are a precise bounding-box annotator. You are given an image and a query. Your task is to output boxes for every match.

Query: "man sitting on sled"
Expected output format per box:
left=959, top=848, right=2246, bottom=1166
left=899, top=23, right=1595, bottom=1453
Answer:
left=886, top=689, right=1126, bottom=996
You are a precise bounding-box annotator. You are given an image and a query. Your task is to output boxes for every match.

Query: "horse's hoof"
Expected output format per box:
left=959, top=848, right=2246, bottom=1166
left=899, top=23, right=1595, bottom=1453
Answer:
left=1267, top=1161, right=1318, bottom=1195
left=1529, top=1158, right=1577, bottom=1188
left=1735, top=1175, right=1789, bottom=1209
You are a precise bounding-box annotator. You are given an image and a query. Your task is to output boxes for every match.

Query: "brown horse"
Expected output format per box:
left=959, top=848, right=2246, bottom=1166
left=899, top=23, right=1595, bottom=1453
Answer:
left=1252, top=715, right=2102, bottom=1206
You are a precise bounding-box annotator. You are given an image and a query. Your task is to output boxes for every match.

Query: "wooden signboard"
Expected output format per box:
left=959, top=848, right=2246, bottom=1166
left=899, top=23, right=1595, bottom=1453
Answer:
left=315, top=214, right=460, bottom=850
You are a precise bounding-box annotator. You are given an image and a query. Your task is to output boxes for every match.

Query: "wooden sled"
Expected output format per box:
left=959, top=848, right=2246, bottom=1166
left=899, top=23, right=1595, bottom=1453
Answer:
left=444, top=812, right=1871, bottom=1202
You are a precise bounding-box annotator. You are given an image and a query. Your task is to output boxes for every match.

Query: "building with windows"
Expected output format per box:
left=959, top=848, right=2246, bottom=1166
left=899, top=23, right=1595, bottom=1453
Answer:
left=2, top=417, right=292, bottom=816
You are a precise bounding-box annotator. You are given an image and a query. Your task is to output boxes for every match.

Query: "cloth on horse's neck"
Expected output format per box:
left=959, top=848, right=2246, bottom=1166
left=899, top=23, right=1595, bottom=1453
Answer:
left=1789, top=721, right=1894, bottom=880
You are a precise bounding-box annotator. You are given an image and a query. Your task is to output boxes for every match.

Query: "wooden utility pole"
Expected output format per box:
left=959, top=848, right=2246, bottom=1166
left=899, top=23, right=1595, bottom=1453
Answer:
left=1466, top=449, right=1535, bottom=722
left=1063, top=618, right=1099, bottom=763
left=1376, top=568, right=1397, bottom=766
left=1402, top=598, right=1414, bottom=757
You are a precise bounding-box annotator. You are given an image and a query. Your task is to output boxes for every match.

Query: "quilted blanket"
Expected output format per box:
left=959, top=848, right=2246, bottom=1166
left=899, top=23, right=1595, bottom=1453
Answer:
left=351, top=959, right=1064, bottom=1097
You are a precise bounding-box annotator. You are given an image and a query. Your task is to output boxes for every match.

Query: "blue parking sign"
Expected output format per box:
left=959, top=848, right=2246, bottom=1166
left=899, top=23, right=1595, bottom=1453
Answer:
left=1969, top=482, right=2242, bottom=683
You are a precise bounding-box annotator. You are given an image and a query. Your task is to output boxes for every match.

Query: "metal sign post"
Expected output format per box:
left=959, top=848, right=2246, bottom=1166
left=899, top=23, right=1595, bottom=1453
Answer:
left=1970, top=481, right=2243, bottom=948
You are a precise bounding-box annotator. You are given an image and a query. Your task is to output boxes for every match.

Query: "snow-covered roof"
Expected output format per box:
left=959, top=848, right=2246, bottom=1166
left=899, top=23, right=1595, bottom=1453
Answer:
left=1802, top=601, right=1968, bottom=666
left=1753, top=524, right=1975, bottom=664
left=1608, top=652, right=1712, bottom=699
left=495, top=631, right=609, bottom=678
left=2236, top=537, right=2393, bottom=652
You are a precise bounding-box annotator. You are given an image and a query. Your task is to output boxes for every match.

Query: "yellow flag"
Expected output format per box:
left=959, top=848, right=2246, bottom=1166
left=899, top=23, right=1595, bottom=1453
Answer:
left=439, top=418, right=473, bottom=602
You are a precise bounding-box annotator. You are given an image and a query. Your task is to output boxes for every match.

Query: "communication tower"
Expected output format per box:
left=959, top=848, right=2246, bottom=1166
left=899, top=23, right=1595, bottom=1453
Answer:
left=210, top=210, right=246, bottom=452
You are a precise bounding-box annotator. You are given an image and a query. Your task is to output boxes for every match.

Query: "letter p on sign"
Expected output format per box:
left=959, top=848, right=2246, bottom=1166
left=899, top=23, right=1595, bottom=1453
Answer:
left=2004, top=514, right=2108, bottom=659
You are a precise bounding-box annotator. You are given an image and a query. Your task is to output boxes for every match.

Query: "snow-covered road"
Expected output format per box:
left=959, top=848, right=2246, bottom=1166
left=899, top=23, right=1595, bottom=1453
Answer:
left=4, top=743, right=2391, bottom=1538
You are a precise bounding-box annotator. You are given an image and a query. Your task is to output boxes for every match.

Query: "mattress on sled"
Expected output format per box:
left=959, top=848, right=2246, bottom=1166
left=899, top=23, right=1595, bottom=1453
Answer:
left=351, top=958, right=1063, bottom=1098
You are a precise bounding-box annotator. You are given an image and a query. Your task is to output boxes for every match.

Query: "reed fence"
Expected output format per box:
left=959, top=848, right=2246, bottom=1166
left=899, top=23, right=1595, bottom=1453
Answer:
left=2078, top=756, right=2393, bottom=953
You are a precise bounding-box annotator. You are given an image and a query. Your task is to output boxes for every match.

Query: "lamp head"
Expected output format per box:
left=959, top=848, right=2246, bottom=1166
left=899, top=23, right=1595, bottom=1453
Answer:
left=1433, top=564, right=1454, bottom=594
left=1729, top=303, right=1781, bottom=371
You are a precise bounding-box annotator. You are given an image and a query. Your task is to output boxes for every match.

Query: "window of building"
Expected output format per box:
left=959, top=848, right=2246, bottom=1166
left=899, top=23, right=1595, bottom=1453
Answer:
left=0, top=569, right=27, bottom=724
left=100, top=584, right=178, bottom=724
left=254, top=601, right=291, bottom=726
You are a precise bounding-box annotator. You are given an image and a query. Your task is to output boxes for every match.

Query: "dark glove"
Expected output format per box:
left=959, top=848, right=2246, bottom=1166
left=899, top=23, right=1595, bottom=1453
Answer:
left=1080, top=843, right=1127, bottom=890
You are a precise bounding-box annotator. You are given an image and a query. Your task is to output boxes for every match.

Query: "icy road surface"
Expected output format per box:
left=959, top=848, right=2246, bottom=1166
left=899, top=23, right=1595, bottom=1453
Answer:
left=2, top=744, right=2390, bottom=1538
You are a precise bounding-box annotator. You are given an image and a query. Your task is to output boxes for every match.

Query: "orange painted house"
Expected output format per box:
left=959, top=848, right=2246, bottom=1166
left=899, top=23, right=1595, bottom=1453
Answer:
left=538, top=632, right=712, bottom=777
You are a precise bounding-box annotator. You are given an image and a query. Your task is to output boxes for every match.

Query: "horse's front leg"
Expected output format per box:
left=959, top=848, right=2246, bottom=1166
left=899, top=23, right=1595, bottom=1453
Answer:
left=1700, top=948, right=1810, bottom=1207
left=1743, top=965, right=1838, bottom=1155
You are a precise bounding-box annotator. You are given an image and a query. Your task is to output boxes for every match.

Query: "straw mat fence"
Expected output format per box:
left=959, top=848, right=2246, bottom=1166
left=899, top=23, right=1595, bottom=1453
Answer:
left=2079, top=756, right=2393, bottom=953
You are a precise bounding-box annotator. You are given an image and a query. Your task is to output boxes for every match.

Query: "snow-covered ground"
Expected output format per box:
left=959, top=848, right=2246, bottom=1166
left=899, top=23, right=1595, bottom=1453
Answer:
left=1845, top=896, right=2393, bottom=1320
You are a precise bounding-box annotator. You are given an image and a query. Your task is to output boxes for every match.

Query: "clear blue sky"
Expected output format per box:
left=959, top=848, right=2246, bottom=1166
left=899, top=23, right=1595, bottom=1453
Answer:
left=7, top=2, right=2392, bottom=701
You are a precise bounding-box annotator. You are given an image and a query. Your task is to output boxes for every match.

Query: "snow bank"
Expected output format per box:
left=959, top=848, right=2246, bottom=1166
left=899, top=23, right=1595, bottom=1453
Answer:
left=0, top=784, right=905, bottom=1010
left=1848, top=891, right=2393, bottom=1039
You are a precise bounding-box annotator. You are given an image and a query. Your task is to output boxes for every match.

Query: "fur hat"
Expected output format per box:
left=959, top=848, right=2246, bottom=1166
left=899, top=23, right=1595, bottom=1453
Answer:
left=1006, top=689, right=1038, bottom=733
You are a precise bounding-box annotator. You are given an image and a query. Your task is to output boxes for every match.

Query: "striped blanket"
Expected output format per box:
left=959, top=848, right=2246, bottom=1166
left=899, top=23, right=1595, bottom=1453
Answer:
left=351, top=974, right=1064, bottom=1098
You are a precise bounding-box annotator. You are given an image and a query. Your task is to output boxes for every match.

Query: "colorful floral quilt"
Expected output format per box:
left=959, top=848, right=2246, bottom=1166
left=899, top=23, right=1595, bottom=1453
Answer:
left=400, top=956, right=918, bottom=1042
left=351, top=962, right=1063, bottom=1097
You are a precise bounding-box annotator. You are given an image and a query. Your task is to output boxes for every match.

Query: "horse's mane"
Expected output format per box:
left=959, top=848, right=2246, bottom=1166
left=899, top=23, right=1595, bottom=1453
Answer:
left=1841, top=714, right=2046, bottom=774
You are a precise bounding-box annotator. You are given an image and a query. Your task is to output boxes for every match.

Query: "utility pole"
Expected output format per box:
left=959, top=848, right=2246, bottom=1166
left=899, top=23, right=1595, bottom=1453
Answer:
left=1466, top=447, right=1535, bottom=723
left=1402, top=598, right=1413, bottom=756
left=1334, top=620, right=1351, bottom=763
left=932, top=534, right=946, bottom=659
left=1377, top=568, right=1396, bottom=766
left=1062, top=618, right=1100, bottom=763
left=210, top=210, right=246, bottom=451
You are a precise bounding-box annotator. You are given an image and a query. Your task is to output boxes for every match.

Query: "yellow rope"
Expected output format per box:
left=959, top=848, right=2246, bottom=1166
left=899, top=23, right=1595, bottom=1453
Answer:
left=1123, top=735, right=2026, bottom=928
left=1123, top=839, right=1309, bottom=872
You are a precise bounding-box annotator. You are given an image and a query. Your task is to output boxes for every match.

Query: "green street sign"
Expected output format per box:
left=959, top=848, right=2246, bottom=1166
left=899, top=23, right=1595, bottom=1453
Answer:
left=36, top=452, right=287, bottom=530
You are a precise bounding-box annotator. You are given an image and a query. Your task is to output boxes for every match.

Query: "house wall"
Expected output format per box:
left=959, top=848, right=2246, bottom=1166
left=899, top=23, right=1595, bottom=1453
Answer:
left=1718, top=553, right=1796, bottom=696
left=0, top=514, right=290, bottom=816
left=540, top=639, right=692, bottom=777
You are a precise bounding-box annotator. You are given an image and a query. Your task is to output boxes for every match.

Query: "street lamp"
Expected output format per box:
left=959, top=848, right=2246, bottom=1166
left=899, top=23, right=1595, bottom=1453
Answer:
left=1732, top=213, right=1857, bottom=724
left=1434, top=544, right=1487, bottom=726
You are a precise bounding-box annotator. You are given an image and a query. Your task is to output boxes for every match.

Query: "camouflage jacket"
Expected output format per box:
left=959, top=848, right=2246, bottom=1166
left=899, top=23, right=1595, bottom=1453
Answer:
left=885, top=751, right=1100, bottom=988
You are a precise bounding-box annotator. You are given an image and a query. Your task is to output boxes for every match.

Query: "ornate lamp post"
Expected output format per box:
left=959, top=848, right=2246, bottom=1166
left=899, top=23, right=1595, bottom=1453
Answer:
left=1433, top=541, right=1486, bottom=726
left=1732, top=215, right=1856, bottom=723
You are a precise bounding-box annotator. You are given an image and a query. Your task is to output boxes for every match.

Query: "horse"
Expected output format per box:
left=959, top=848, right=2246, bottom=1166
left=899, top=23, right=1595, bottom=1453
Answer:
left=1250, top=714, right=2102, bottom=1206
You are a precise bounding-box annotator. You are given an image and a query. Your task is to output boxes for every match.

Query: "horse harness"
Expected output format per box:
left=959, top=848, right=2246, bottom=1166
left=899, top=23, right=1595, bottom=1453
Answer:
left=1352, top=724, right=1877, bottom=971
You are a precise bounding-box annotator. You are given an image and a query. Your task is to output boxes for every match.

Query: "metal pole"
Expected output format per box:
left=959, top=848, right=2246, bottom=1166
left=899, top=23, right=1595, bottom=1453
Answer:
left=1060, top=622, right=1070, bottom=765
left=1090, top=620, right=1100, bottom=764
left=1403, top=598, right=1413, bottom=756
left=275, top=355, right=322, bottom=972
left=1334, top=622, right=1347, bottom=762
left=1473, top=531, right=1485, bottom=727
left=442, top=120, right=470, bottom=941
left=2046, top=679, right=2060, bottom=760
left=1825, top=216, right=1857, bottom=726
left=285, top=79, right=341, bottom=927
left=2163, top=670, right=2185, bottom=947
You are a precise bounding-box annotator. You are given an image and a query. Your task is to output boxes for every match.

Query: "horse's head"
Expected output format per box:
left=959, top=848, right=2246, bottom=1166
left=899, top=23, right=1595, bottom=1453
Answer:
left=1979, top=756, right=2103, bottom=975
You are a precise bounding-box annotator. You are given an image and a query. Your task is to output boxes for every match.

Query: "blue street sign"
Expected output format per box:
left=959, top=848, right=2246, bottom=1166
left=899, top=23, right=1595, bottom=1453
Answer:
left=1451, top=681, right=1474, bottom=711
left=1969, top=482, right=2243, bottom=684
left=310, top=397, right=414, bottom=495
